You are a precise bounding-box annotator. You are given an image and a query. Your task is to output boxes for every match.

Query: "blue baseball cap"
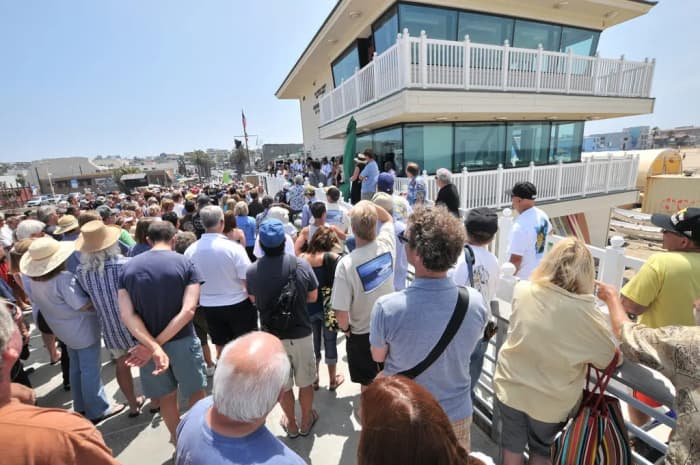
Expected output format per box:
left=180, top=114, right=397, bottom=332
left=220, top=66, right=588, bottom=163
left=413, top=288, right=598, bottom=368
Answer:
left=377, top=172, right=394, bottom=193
left=259, top=219, right=286, bottom=248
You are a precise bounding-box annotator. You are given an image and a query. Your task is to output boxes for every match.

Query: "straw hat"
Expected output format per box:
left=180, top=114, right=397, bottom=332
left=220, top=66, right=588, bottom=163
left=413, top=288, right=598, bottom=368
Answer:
left=19, top=237, right=75, bottom=277
left=54, top=215, right=79, bottom=235
left=75, top=220, right=122, bottom=254
left=354, top=153, right=367, bottom=164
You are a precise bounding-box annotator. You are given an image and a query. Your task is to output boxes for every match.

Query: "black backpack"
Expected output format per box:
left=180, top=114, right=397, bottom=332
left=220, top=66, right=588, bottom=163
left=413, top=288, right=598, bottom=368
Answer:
left=265, top=255, right=299, bottom=336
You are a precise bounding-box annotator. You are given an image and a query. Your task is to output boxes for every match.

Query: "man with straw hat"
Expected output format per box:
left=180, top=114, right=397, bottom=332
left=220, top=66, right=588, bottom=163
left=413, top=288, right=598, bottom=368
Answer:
left=54, top=214, right=81, bottom=273
left=20, top=236, right=126, bottom=424
left=75, top=220, right=147, bottom=417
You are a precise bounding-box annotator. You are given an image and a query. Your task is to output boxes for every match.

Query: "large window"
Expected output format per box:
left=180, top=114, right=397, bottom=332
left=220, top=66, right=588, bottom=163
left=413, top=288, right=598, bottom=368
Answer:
left=373, top=7, right=399, bottom=55
left=513, top=19, right=562, bottom=51
left=560, top=26, right=599, bottom=56
left=332, top=46, right=360, bottom=87
left=507, top=123, right=551, bottom=167
left=373, top=126, right=403, bottom=174
left=454, top=123, right=506, bottom=170
left=404, top=124, right=453, bottom=174
left=356, top=133, right=373, bottom=155
left=549, top=122, right=584, bottom=163
left=458, top=12, right=513, bottom=46
left=399, top=4, right=458, bottom=41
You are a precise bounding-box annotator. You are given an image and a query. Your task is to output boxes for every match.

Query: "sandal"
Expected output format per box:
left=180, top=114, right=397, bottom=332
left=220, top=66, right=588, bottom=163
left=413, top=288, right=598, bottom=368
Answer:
left=312, top=378, right=319, bottom=391
left=280, top=419, right=299, bottom=439
left=91, top=403, right=127, bottom=425
left=299, top=410, right=319, bottom=437
left=329, top=374, right=345, bottom=391
left=128, top=396, right=146, bottom=418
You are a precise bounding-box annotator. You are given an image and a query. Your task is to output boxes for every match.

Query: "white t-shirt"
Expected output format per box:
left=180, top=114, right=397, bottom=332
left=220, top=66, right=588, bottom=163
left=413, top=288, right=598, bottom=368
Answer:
left=331, top=221, right=395, bottom=334
left=507, top=207, right=552, bottom=280
left=449, top=244, right=500, bottom=305
left=325, top=202, right=350, bottom=233
left=184, top=233, right=251, bottom=306
left=253, top=234, right=295, bottom=258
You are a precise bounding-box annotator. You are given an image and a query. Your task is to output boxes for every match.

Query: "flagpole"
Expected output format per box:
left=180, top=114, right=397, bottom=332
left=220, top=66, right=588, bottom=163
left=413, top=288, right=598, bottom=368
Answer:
left=242, top=109, right=250, bottom=173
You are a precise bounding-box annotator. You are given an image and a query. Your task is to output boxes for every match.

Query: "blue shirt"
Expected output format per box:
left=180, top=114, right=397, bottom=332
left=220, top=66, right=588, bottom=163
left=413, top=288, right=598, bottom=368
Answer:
left=176, top=397, right=306, bottom=465
left=301, top=197, right=316, bottom=228
left=236, top=215, right=257, bottom=247
left=369, top=277, right=488, bottom=421
left=360, top=160, right=379, bottom=194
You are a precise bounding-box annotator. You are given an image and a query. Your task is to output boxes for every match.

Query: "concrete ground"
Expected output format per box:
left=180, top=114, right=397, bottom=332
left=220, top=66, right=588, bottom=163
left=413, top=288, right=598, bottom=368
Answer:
left=24, top=323, right=498, bottom=465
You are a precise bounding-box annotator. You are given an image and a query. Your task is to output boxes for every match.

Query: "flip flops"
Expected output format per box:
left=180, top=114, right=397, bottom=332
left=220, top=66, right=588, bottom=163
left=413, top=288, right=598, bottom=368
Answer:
left=280, top=419, right=300, bottom=439
left=329, top=374, right=345, bottom=391
left=299, top=410, right=319, bottom=437
left=91, top=403, right=127, bottom=425
left=128, top=397, right=146, bottom=418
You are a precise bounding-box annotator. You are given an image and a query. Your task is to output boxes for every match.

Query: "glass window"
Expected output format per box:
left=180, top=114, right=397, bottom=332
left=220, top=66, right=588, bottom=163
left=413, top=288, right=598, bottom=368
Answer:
left=403, top=124, right=453, bottom=174
left=356, top=133, right=373, bottom=155
left=513, top=20, right=561, bottom=51
left=373, top=7, right=399, bottom=55
left=458, top=12, right=513, bottom=46
left=506, top=123, right=550, bottom=167
left=549, top=122, right=584, bottom=163
left=373, top=126, right=404, bottom=175
left=332, top=46, right=360, bottom=87
left=560, top=26, right=599, bottom=56
left=454, top=123, right=506, bottom=170
left=399, top=4, right=458, bottom=41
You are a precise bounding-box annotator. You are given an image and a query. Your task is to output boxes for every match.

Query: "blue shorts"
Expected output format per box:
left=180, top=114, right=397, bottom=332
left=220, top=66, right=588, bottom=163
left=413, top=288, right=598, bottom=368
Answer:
left=140, top=336, right=207, bottom=400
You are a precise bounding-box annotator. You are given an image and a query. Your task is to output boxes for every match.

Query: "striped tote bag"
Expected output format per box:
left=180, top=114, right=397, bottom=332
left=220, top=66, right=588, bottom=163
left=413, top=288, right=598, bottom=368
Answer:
left=551, top=351, right=631, bottom=465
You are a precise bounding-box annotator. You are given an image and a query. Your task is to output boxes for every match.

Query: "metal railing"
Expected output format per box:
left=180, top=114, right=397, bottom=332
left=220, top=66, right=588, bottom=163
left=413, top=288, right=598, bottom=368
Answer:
left=319, top=30, right=655, bottom=125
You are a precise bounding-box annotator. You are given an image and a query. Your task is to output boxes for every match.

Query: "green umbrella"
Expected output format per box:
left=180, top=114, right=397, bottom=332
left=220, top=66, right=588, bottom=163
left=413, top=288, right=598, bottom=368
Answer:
left=340, top=117, right=357, bottom=201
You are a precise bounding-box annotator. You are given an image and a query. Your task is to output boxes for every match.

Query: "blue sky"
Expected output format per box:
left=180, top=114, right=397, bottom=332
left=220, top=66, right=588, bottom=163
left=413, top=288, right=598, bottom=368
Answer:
left=0, top=1, right=696, bottom=162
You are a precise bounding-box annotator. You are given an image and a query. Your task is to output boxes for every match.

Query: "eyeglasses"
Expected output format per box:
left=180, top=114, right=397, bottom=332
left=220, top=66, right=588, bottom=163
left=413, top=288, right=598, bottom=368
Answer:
left=397, top=231, right=408, bottom=244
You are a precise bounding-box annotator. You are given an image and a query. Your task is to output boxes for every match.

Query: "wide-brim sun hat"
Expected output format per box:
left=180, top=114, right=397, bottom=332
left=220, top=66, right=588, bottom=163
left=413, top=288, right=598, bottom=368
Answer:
left=354, top=154, right=367, bottom=164
left=75, top=220, right=122, bottom=253
left=20, top=236, right=75, bottom=277
left=54, top=215, right=79, bottom=235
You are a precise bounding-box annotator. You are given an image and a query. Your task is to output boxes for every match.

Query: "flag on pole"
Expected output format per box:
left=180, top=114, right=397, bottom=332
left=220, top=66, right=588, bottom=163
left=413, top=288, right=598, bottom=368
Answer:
left=241, top=110, right=249, bottom=144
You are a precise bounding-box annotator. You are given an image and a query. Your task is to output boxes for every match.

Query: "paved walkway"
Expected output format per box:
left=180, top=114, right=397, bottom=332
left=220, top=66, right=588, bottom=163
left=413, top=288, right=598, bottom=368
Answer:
left=25, top=326, right=498, bottom=465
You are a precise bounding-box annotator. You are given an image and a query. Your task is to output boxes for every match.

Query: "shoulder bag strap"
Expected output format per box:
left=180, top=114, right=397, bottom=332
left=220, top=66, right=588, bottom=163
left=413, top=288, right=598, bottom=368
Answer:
left=464, top=245, right=475, bottom=287
left=398, top=287, right=470, bottom=379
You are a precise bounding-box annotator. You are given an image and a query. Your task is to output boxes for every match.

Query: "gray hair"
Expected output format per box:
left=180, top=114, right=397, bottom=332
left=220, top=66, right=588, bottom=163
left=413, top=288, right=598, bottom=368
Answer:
left=293, top=175, right=304, bottom=186
left=212, top=337, right=290, bottom=422
left=0, top=301, right=17, bottom=372
left=78, top=243, right=121, bottom=274
left=36, top=206, right=56, bottom=223
left=200, top=206, right=224, bottom=230
left=436, top=168, right=452, bottom=185
left=16, top=219, right=46, bottom=240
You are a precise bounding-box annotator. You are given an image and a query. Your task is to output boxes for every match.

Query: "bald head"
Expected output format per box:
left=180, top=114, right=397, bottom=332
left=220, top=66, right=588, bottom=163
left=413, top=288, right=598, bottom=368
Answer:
left=212, top=332, right=290, bottom=423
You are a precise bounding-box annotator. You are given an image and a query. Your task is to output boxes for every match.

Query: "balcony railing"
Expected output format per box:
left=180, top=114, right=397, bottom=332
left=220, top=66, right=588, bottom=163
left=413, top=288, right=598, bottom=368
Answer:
left=319, top=30, right=656, bottom=125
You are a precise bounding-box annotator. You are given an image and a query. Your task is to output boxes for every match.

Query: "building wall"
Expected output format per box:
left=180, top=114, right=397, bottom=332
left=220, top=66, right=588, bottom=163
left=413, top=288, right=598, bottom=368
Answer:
left=299, top=69, right=345, bottom=159
left=27, top=157, right=103, bottom=191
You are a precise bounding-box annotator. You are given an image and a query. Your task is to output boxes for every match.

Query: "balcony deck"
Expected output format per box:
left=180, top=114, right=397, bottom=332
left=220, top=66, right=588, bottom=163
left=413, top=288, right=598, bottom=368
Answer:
left=319, top=31, right=655, bottom=129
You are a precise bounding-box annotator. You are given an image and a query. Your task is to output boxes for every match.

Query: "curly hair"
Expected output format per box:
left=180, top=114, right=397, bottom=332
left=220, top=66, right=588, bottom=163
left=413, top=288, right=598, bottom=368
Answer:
left=406, top=206, right=466, bottom=272
left=306, top=225, right=339, bottom=254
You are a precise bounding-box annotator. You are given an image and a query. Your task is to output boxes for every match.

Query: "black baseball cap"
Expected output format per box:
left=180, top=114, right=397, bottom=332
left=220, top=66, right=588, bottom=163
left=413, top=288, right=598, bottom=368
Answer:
left=651, top=208, right=700, bottom=241
left=511, top=182, right=537, bottom=200
left=465, top=207, right=498, bottom=235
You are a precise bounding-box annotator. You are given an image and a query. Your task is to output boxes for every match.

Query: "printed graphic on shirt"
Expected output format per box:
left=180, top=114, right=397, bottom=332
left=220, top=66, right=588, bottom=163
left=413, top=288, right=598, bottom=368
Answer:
left=473, top=264, right=489, bottom=296
left=326, top=210, right=343, bottom=225
left=356, top=251, right=393, bottom=293
left=535, top=220, right=549, bottom=254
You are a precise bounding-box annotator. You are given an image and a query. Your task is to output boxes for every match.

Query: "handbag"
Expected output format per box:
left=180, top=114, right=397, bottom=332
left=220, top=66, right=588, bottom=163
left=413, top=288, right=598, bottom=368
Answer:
left=551, top=350, right=631, bottom=465
left=398, top=287, right=470, bottom=379
left=321, top=252, right=341, bottom=331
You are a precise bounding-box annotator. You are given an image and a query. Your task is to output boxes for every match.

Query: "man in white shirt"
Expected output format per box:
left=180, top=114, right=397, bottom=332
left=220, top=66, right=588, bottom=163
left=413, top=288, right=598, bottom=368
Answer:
left=325, top=187, right=351, bottom=236
left=0, top=215, right=16, bottom=249
left=184, top=206, right=256, bottom=358
left=506, top=182, right=551, bottom=280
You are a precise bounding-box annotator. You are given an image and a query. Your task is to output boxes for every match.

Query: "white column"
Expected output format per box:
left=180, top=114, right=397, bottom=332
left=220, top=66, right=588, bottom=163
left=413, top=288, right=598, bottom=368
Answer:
left=582, top=157, right=591, bottom=197
left=419, top=30, right=428, bottom=88
left=599, top=235, right=626, bottom=287
left=528, top=161, right=535, bottom=183
left=498, top=208, right=514, bottom=264
left=372, top=52, right=380, bottom=99
left=463, top=35, right=471, bottom=90
left=401, top=29, right=412, bottom=87
left=501, top=40, right=510, bottom=91
left=565, top=49, right=573, bottom=94
left=646, top=58, right=656, bottom=97
left=604, top=153, right=613, bottom=193
left=535, top=44, right=543, bottom=92
left=592, top=52, right=601, bottom=95
left=495, top=163, right=504, bottom=208
left=616, top=54, right=625, bottom=96
left=555, top=159, right=564, bottom=200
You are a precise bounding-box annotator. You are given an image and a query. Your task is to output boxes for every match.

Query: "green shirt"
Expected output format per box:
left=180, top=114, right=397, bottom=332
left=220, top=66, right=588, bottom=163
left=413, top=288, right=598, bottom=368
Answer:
left=119, top=228, right=135, bottom=247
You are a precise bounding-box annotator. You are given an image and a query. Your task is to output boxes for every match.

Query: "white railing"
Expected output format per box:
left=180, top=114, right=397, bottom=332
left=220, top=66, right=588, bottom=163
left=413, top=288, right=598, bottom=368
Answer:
left=319, top=30, right=655, bottom=125
left=394, top=153, right=640, bottom=213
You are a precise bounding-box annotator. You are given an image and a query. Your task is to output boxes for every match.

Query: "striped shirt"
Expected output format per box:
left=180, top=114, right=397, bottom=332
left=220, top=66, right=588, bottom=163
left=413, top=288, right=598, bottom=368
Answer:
left=76, top=256, right=136, bottom=350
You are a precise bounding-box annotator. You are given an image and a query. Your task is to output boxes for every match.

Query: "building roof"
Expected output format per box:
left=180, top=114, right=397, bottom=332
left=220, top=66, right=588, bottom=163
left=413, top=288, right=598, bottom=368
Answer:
left=276, top=0, right=656, bottom=99
left=120, top=173, right=147, bottom=181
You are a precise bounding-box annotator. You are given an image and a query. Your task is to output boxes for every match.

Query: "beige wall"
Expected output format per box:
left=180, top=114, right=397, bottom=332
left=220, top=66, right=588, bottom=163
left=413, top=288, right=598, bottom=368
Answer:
left=299, top=69, right=345, bottom=158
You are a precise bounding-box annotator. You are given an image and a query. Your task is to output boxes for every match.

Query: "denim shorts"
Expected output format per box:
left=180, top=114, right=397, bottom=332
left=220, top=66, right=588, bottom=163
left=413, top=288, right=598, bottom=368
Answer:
left=140, top=336, right=207, bottom=400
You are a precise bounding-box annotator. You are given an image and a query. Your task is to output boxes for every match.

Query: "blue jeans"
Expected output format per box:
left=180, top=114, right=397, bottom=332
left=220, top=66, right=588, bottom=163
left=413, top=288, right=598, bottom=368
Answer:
left=469, top=338, right=489, bottom=403
left=310, top=313, right=338, bottom=364
left=67, top=341, right=110, bottom=420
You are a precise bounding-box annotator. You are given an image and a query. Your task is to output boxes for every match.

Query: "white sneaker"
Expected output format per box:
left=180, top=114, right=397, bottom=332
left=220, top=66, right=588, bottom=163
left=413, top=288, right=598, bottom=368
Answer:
left=206, top=365, right=216, bottom=377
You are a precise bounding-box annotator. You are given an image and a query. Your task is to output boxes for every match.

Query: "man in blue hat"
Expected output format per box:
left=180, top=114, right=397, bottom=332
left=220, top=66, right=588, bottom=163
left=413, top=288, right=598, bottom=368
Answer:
left=246, top=219, right=320, bottom=438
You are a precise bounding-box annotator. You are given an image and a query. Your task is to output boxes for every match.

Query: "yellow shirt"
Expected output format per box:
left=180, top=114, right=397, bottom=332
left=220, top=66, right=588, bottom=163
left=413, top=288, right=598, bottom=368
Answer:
left=493, top=281, right=617, bottom=423
left=621, top=252, right=700, bottom=328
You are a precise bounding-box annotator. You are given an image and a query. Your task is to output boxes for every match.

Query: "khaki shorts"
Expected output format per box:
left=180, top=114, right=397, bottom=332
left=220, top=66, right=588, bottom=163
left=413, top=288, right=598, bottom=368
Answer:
left=451, top=416, right=472, bottom=453
left=281, top=334, right=317, bottom=391
left=108, top=348, right=129, bottom=359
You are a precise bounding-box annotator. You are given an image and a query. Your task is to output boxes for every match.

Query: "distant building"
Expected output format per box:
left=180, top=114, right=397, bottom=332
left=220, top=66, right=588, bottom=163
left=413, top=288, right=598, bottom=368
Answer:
left=120, top=170, right=173, bottom=191
left=262, top=144, right=304, bottom=163
left=583, top=126, right=651, bottom=152
left=27, top=157, right=105, bottom=194
left=50, top=173, right=118, bottom=195
left=652, top=126, right=700, bottom=148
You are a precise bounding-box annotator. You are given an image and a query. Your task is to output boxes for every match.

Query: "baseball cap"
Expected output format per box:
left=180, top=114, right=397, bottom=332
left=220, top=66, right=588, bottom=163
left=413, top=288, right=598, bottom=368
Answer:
left=377, top=172, right=394, bottom=194
left=259, top=219, right=286, bottom=248
left=96, top=205, right=117, bottom=220
left=651, top=208, right=700, bottom=241
left=511, top=182, right=537, bottom=200
left=196, top=194, right=211, bottom=206
left=465, top=207, right=499, bottom=235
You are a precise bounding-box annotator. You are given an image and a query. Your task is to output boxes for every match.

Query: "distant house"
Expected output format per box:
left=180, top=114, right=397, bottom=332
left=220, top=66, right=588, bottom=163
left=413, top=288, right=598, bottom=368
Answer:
left=262, top=144, right=305, bottom=163
left=120, top=170, right=173, bottom=191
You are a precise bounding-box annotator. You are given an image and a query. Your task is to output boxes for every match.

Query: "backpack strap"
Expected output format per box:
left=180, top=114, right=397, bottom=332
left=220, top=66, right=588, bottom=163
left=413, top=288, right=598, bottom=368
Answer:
left=398, top=287, right=470, bottom=379
left=464, top=244, right=475, bottom=287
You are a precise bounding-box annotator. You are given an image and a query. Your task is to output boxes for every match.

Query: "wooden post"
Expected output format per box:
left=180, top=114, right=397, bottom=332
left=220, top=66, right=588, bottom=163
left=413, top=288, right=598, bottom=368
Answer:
left=464, top=35, right=471, bottom=90
left=501, top=40, right=510, bottom=90
left=535, top=44, right=543, bottom=92
left=419, top=30, right=428, bottom=88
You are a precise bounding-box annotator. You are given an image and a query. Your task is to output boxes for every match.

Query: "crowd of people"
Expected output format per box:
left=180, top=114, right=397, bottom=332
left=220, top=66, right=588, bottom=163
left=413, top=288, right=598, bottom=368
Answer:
left=0, top=154, right=698, bottom=465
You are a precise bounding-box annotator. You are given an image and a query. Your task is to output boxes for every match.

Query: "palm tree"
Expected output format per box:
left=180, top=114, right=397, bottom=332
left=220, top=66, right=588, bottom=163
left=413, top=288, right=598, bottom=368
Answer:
left=190, top=150, right=212, bottom=180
